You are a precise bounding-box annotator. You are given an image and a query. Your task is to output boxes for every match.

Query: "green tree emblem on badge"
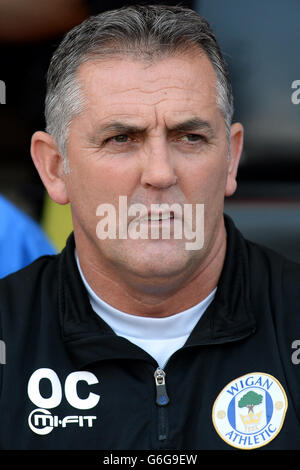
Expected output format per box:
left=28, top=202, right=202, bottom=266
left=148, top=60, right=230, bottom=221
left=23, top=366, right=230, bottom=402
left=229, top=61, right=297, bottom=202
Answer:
left=238, top=391, right=263, bottom=414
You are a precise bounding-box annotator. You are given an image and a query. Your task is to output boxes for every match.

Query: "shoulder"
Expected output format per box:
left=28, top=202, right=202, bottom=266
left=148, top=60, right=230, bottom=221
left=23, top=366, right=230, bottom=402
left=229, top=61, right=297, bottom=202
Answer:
left=0, top=253, right=60, bottom=317
left=225, top=213, right=300, bottom=285
left=245, top=236, right=300, bottom=285
left=241, top=236, right=300, bottom=331
left=225, top=214, right=300, bottom=308
left=0, top=232, right=75, bottom=320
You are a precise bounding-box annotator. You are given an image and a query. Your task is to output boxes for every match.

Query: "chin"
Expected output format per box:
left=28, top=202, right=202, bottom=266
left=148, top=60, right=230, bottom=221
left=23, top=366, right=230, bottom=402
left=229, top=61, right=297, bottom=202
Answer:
left=125, top=245, right=196, bottom=280
left=103, top=238, right=201, bottom=280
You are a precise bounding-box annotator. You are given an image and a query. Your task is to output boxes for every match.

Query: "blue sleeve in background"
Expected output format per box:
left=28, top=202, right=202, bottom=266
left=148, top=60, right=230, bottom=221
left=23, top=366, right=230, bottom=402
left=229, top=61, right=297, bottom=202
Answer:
left=0, top=195, right=56, bottom=278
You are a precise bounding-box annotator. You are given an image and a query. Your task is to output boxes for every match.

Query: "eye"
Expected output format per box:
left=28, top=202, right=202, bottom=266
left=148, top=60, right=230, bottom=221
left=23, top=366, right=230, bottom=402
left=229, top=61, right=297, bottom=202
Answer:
left=103, top=134, right=132, bottom=145
left=108, top=134, right=130, bottom=143
left=179, top=134, right=204, bottom=143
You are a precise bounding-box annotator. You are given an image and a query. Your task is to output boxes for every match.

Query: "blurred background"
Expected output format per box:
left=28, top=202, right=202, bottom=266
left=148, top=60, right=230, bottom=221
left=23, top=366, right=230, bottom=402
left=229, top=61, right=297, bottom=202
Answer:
left=0, top=0, right=299, bottom=270
left=198, top=0, right=300, bottom=262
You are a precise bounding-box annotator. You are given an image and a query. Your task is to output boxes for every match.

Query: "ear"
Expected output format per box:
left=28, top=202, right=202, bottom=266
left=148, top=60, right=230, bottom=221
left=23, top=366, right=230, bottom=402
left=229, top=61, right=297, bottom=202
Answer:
left=225, top=122, right=244, bottom=197
left=31, top=131, right=69, bottom=205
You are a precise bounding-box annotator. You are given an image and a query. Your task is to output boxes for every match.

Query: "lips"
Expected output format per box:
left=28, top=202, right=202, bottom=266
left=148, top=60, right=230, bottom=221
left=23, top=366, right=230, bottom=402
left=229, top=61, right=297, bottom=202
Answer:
left=128, top=205, right=181, bottom=227
left=146, top=211, right=175, bottom=222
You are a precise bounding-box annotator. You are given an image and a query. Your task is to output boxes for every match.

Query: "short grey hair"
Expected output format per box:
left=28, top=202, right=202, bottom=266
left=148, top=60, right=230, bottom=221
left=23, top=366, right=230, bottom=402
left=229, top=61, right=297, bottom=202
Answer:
left=45, top=4, right=234, bottom=168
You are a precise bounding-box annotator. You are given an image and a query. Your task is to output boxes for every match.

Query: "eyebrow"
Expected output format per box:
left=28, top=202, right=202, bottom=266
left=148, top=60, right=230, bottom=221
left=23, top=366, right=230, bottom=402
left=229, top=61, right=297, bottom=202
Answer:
left=169, top=117, right=215, bottom=137
left=88, top=123, right=143, bottom=145
left=89, top=117, right=215, bottom=144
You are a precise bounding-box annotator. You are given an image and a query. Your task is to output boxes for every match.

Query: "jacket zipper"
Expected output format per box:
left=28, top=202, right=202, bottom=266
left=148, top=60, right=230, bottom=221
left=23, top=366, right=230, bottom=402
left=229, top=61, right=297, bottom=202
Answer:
left=154, top=367, right=170, bottom=442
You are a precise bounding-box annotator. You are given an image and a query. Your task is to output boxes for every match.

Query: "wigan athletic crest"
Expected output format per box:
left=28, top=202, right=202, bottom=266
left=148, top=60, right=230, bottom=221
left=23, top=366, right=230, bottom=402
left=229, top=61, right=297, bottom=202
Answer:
left=212, top=372, right=288, bottom=449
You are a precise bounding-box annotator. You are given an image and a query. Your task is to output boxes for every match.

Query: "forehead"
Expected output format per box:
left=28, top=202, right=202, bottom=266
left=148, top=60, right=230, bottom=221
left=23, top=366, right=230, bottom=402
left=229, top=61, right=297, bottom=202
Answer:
left=76, top=52, right=218, bottom=125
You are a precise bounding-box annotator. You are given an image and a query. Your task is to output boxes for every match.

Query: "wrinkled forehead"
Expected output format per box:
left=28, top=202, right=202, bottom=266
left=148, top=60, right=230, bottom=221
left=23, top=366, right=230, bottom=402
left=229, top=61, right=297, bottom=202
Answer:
left=76, top=52, right=218, bottom=119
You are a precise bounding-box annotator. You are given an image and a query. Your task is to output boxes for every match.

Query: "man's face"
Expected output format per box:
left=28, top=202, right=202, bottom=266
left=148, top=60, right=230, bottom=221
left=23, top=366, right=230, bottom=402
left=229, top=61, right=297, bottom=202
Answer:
left=63, top=52, right=240, bottom=288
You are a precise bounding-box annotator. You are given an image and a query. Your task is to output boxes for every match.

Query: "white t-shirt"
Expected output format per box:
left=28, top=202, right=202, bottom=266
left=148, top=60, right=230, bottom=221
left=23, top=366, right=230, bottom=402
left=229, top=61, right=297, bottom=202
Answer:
left=75, top=252, right=216, bottom=368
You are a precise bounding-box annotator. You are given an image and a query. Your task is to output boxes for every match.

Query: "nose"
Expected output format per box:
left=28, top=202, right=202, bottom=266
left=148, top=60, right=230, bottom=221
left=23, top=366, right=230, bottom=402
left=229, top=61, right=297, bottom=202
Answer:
left=140, top=140, right=178, bottom=189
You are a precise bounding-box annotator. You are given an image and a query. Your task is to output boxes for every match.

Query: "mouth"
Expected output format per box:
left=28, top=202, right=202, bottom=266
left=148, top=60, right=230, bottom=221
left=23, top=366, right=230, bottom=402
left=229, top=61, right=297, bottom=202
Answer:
left=126, top=206, right=184, bottom=242
left=127, top=205, right=181, bottom=229
left=146, top=211, right=175, bottom=222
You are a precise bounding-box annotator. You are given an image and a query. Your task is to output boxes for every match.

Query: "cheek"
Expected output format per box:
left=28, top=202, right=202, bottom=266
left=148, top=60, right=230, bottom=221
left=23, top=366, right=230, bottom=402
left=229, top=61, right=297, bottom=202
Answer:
left=181, top=157, right=228, bottom=204
left=67, top=155, right=140, bottom=213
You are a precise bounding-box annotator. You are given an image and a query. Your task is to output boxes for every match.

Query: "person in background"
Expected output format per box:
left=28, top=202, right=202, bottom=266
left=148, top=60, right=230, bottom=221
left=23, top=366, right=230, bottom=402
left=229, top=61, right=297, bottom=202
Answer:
left=0, top=194, right=55, bottom=278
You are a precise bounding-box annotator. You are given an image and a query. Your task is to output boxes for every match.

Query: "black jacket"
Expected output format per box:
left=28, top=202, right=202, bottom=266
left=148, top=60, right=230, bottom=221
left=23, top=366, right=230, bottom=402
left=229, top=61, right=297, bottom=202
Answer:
left=0, top=215, right=300, bottom=450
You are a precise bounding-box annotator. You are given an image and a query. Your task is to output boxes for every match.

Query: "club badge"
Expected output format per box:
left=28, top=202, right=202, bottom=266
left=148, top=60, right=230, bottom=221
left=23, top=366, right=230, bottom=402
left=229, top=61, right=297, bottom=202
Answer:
left=212, top=372, right=288, bottom=449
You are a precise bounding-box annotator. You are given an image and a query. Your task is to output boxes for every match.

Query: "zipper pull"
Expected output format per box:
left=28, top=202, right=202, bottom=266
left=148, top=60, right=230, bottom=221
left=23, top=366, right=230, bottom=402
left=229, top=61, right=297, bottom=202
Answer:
left=154, top=367, right=170, bottom=406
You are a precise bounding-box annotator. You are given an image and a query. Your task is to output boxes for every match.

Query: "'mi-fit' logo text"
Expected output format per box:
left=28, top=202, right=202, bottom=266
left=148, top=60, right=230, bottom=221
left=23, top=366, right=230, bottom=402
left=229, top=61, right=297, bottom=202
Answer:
left=27, top=368, right=100, bottom=435
left=212, top=372, right=287, bottom=449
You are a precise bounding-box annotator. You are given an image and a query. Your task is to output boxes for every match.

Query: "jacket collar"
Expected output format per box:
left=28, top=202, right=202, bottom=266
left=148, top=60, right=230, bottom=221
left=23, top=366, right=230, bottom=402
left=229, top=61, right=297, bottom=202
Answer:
left=58, top=214, right=256, bottom=369
left=185, top=214, right=256, bottom=347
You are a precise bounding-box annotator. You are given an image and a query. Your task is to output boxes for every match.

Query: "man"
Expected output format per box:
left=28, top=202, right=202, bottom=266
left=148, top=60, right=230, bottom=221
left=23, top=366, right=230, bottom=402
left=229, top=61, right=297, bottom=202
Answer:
left=0, top=4, right=299, bottom=451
